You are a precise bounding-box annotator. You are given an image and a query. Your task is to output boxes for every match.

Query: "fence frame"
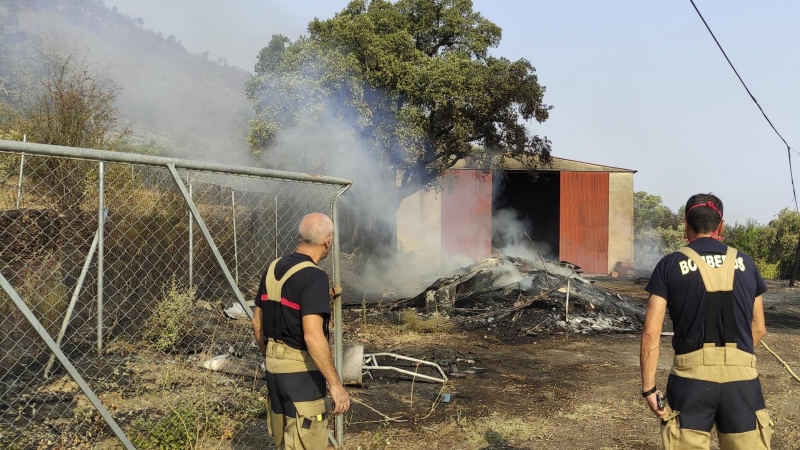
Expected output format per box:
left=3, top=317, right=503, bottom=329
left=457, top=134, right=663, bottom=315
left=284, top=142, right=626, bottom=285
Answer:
left=0, top=139, right=352, bottom=448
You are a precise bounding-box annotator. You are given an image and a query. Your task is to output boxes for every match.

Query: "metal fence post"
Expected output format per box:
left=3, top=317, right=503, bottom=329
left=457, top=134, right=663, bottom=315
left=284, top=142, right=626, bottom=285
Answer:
left=232, top=189, right=239, bottom=284
left=189, top=179, right=194, bottom=289
left=275, top=194, right=278, bottom=259
left=166, top=164, right=250, bottom=316
left=97, top=161, right=105, bottom=354
left=0, top=271, right=137, bottom=450
left=331, top=190, right=347, bottom=448
left=15, top=135, right=26, bottom=208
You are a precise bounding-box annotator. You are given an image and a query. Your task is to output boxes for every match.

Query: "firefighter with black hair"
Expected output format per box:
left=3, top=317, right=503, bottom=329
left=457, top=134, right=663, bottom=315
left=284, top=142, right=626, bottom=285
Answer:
left=251, top=212, right=350, bottom=450
left=640, top=193, right=773, bottom=449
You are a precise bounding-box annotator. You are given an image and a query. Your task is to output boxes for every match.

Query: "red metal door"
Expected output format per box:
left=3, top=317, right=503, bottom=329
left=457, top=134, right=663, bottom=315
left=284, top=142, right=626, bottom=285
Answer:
left=441, top=170, right=492, bottom=260
left=559, top=172, right=609, bottom=274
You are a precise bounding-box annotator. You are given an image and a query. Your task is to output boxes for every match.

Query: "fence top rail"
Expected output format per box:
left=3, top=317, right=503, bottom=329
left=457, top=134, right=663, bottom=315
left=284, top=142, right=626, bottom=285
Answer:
left=0, top=139, right=352, bottom=187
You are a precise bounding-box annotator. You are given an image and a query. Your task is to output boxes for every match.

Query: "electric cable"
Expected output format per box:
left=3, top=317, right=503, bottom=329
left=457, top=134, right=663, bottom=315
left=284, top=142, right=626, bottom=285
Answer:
left=688, top=0, right=798, bottom=211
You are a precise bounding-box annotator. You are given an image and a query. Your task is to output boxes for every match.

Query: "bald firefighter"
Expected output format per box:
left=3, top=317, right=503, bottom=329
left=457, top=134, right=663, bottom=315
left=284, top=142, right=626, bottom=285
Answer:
left=251, top=213, right=350, bottom=450
left=640, top=194, right=773, bottom=449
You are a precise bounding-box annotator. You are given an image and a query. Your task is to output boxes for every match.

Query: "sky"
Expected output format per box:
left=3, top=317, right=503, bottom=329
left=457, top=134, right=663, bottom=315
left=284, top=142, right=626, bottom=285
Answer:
left=104, top=0, right=800, bottom=224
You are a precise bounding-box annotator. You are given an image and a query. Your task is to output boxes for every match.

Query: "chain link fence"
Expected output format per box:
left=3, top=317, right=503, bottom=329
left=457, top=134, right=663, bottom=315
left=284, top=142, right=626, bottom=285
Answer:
left=0, top=140, right=350, bottom=449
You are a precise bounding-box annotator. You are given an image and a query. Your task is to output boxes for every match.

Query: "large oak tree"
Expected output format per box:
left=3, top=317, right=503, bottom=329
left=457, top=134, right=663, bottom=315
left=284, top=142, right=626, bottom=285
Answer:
left=246, top=0, right=553, bottom=260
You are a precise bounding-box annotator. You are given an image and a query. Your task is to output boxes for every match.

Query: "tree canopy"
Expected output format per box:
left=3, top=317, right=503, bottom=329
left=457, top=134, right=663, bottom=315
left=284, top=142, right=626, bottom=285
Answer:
left=246, top=0, right=552, bottom=201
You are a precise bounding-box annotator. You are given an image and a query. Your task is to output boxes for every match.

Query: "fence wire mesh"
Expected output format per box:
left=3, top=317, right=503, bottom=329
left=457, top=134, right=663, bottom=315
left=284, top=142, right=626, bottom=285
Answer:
left=0, top=145, right=347, bottom=449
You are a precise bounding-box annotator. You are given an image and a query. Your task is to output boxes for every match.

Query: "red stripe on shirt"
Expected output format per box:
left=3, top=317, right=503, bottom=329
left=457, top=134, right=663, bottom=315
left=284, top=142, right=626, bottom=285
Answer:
left=280, top=298, right=300, bottom=310
left=261, top=294, right=268, bottom=301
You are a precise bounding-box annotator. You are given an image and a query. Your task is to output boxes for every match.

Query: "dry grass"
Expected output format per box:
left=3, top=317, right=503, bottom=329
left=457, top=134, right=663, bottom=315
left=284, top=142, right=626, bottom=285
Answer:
left=461, top=412, right=553, bottom=447
left=342, top=410, right=553, bottom=450
left=398, top=309, right=454, bottom=333
left=556, top=402, right=613, bottom=421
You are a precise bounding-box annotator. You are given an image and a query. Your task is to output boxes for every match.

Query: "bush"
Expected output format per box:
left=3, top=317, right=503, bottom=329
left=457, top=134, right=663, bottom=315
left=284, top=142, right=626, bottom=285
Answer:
left=755, top=260, right=779, bottom=280
left=130, top=399, right=223, bottom=450
left=145, top=277, right=196, bottom=352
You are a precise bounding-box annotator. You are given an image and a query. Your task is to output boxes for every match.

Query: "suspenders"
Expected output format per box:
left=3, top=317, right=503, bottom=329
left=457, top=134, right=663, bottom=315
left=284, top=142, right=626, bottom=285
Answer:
left=677, top=246, right=739, bottom=346
left=264, top=258, right=320, bottom=343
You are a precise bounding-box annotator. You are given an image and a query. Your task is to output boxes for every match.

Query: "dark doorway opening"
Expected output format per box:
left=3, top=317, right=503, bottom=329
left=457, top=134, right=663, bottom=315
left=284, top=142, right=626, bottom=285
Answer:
left=492, top=171, right=560, bottom=260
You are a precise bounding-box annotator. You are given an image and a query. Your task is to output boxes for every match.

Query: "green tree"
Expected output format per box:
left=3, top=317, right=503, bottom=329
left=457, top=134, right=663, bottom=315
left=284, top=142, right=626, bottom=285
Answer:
left=759, top=208, right=800, bottom=278
left=246, top=0, right=552, bottom=203
left=724, top=220, right=766, bottom=261
left=633, top=191, right=681, bottom=233
left=633, top=191, right=683, bottom=270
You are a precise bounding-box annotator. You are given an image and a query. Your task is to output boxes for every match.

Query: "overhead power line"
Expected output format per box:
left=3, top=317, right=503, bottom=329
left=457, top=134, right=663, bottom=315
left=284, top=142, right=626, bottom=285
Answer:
left=688, top=0, right=798, bottom=212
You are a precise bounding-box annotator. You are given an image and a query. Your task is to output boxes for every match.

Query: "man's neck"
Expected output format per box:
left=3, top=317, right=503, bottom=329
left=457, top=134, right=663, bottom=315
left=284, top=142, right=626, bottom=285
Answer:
left=295, top=245, right=323, bottom=265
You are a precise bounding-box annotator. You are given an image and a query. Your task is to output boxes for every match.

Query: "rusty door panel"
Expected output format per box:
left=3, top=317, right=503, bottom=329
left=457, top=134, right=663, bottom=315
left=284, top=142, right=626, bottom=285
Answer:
left=559, top=172, right=609, bottom=274
left=441, top=170, right=493, bottom=260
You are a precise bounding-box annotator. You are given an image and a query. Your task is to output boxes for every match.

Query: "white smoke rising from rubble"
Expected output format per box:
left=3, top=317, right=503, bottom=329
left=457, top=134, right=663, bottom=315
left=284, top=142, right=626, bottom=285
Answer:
left=492, top=208, right=554, bottom=260
left=491, top=207, right=556, bottom=291
left=256, top=109, right=461, bottom=298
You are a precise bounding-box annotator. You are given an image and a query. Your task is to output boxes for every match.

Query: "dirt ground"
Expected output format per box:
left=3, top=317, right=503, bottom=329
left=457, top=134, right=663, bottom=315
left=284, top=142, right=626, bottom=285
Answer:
left=337, top=278, right=800, bottom=450
left=2, top=278, right=796, bottom=449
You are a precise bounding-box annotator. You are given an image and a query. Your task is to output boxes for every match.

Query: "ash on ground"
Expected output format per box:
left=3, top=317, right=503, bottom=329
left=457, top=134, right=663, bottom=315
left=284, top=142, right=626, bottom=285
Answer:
left=394, top=256, right=646, bottom=337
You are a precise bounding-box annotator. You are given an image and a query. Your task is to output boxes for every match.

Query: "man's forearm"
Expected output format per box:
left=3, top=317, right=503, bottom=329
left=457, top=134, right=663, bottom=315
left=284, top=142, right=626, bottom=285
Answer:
left=640, top=332, right=660, bottom=391
left=640, top=295, right=667, bottom=392
left=305, top=333, right=342, bottom=388
left=752, top=324, right=766, bottom=348
left=251, top=308, right=266, bottom=357
left=254, top=328, right=266, bottom=357
left=752, top=295, right=766, bottom=348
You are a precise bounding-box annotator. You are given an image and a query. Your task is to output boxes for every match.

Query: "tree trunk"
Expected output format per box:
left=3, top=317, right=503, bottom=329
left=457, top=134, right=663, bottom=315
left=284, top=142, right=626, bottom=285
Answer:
left=789, top=235, right=800, bottom=286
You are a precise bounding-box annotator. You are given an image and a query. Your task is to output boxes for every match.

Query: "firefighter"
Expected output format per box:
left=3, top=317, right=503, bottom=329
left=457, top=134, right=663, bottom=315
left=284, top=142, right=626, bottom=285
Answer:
left=251, top=212, right=350, bottom=450
left=640, top=194, right=772, bottom=449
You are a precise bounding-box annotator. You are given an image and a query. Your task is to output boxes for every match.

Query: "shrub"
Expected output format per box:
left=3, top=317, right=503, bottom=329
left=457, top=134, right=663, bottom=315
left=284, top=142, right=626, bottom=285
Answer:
left=130, top=399, right=222, bottom=450
left=145, top=277, right=196, bottom=352
left=755, top=260, right=779, bottom=280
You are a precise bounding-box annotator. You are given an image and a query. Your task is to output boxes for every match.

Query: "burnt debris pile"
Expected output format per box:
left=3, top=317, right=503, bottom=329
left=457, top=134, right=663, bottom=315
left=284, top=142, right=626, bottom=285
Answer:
left=395, top=256, right=645, bottom=335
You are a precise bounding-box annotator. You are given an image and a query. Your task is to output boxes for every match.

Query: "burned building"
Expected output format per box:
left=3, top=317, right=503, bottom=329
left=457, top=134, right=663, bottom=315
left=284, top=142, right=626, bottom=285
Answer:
left=396, top=157, right=636, bottom=275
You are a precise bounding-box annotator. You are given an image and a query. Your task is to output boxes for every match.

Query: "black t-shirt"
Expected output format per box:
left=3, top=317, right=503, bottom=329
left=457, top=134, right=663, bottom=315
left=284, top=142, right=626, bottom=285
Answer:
left=646, top=238, right=768, bottom=355
left=254, top=252, right=331, bottom=350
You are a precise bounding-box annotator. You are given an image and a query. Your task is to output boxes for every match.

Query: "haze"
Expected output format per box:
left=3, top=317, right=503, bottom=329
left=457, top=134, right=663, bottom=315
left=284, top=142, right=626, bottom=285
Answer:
left=105, top=0, right=800, bottom=224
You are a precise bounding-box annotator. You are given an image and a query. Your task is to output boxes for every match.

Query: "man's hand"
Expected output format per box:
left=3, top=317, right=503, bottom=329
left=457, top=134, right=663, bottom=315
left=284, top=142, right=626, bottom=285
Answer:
left=329, top=384, right=350, bottom=415
left=644, top=390, right=665, bottom=419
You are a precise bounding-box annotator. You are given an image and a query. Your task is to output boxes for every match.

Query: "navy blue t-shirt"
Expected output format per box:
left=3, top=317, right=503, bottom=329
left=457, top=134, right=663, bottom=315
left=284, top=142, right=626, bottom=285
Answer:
left=646, top=238, right=767, bottom=355
left=254, top=252, right=331, bottom=350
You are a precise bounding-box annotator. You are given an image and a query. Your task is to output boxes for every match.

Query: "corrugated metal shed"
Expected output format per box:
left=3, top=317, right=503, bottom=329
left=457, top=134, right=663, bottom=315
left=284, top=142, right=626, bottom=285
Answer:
left=397, top=157, right=634, bottom=275
left=441, top=170, right=492, bottom=260
left=559, top=172, right=610, bottom=274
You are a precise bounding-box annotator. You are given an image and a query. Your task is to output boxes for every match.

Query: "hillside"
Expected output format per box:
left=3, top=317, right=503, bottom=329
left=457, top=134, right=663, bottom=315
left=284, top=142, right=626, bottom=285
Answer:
left=0, top=0, right=254, bottom=163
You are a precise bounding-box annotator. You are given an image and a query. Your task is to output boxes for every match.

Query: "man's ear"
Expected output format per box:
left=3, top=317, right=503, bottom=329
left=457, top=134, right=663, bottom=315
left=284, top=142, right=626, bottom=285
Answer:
left=716, top=220, right=725, bottom=235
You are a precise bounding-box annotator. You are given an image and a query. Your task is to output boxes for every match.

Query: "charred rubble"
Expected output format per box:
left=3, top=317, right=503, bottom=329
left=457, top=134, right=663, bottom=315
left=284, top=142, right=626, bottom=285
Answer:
left=394, top=256, right=645, bottom=335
